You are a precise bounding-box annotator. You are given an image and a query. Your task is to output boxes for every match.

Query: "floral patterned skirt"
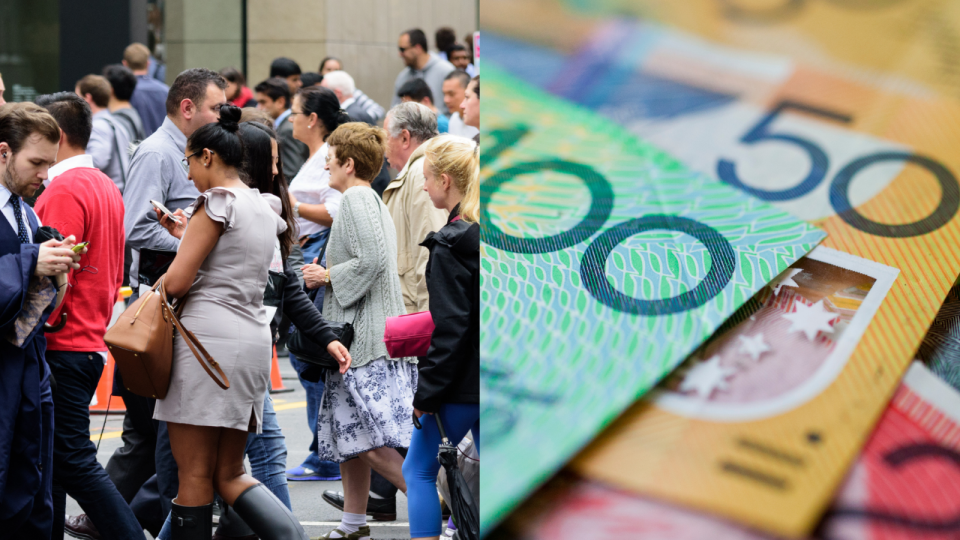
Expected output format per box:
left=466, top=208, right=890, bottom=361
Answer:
left=316, top=357, right=418, bottom=462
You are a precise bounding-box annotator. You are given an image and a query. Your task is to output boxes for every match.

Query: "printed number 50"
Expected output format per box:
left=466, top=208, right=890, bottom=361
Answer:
left=717, top=100, right=960, bottom=238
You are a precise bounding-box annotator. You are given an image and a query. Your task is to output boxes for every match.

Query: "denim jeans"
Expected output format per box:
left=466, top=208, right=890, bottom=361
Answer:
left=47, top=351, right=143, bottom=540
left=157, top=395, right=291, bottom=539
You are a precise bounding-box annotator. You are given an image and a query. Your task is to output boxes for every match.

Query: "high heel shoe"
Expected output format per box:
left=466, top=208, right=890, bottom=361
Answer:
left=232, top=483, right=308, bottom=540
left=170, top=499, right=213, bottom=540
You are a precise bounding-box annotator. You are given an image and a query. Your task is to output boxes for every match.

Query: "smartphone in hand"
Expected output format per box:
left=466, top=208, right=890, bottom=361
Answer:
left=150, top=199, right=181, bottom=225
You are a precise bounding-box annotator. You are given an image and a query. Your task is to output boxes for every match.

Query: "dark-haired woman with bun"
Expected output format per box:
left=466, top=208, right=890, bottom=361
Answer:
left=153, top=105, right=311, bottom=540
left=286, top=85, right=351, bottom=268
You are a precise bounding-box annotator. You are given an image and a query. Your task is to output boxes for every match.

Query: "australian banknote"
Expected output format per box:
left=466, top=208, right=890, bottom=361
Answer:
left=480, top=65, right=825, bottom=533
left=500, top=362, right=960, bottom=540
left=485, top=2, right=960, bottom=535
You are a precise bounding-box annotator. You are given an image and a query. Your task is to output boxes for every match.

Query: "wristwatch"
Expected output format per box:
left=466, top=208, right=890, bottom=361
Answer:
left=293, top=202, right=301, bottom=219
left=324, top=271, right=331, bottom=286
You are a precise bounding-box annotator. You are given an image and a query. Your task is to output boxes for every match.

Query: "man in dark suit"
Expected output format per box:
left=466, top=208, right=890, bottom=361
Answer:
left=0, top=102, right=83, bottom=537
left=254, top=78, right=309, bottom=181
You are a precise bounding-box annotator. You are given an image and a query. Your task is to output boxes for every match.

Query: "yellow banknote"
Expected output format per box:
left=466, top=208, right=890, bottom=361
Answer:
left=484, top=2, right=960, bottom=536
left=559, top=0, right=960, bottom=102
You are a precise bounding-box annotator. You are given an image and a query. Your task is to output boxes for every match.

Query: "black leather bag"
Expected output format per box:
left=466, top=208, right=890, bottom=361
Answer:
left=138, top=248, right=177, bottom=288
left=286, top=234, right=357, bottom=376
left=287, top=319, right=354, bottom=373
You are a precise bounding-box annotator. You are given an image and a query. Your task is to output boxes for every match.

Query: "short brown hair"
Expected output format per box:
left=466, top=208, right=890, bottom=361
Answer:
left=123, top=43, right=151, bottom=71
left=239, top=108, right=273, bottom=127
left=0, top=102, right=61, bottom=154
left=166, top=68, right=227, bottom=118
left=327, top=122, right=386, bottom=182
left=76, top=74, right=112, bottom=108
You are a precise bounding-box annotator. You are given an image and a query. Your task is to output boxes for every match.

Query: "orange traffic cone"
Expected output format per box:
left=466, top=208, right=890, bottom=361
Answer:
left=91, top=288, right=132, bottom=414
left=90, top=352, right=126, bottom=414
left=269, top=345, right=294, bottom=394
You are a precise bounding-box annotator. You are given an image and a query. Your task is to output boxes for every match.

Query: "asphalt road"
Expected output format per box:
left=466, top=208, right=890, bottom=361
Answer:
left=68, top=357, right=412, bottom=539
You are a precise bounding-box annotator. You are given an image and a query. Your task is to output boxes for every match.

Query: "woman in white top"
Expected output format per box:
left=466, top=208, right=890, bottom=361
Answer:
left=287, top=86, right=351, bottom=266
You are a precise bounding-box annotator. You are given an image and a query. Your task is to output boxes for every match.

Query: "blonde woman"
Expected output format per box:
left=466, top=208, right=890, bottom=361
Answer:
left=402, top=134, right=479, bottom=540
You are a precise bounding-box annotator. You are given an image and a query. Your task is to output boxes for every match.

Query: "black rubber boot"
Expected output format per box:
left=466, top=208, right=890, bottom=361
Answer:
left=213, top=499, right=258, bottom=539
left=232, top=483, right=308, bottom=540
left=170, top=499, right=213, bottom=540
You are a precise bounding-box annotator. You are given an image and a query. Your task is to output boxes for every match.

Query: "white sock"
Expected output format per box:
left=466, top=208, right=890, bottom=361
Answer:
left=335, top=511, right=367, bottom=535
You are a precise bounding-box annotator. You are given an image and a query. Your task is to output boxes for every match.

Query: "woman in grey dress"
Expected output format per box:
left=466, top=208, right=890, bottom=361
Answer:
left=153, top=105, right=314, bottom=540
left=300, top=122, right=417, bottom=540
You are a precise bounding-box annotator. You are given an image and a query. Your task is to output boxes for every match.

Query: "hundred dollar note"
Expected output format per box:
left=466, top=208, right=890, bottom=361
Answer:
left=484, top=3, right=960, bottom=536
left=479, top=66, right=825, bottom=533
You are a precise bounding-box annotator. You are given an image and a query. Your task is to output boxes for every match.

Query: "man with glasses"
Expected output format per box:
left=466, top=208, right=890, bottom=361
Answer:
left=63, top=68, right=228, bottom=539
left=392, top=28, right=456, bottom=115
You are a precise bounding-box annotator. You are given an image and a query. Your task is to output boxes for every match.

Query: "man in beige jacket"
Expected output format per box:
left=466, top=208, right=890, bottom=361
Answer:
left=382, top=102, right=448, bottom=313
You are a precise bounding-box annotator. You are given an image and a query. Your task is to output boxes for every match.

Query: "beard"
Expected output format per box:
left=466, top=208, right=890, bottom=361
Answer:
left=2, top=158, right=39, bottom=198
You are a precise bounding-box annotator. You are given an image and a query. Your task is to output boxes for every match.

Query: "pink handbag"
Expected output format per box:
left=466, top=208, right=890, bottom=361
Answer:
left=384, top=311, right=435, bottom=358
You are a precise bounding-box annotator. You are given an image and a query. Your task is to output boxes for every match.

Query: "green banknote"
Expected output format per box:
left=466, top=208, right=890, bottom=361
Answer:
left=480, top=65, right=827, bottom=533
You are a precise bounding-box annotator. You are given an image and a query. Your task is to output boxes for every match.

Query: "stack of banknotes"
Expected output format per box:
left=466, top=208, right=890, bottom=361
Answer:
left=480, top=1, right=960, bottom=538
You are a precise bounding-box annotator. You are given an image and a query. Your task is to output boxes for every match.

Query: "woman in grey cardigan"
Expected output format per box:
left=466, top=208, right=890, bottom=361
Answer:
left=301, top=122, right=416, bottom=540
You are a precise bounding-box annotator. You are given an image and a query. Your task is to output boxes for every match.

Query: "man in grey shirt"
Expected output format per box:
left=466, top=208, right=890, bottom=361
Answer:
left=123, top=68, right=227, bottom=296
left=392, top=28, right=456, bottom=115
left=77, top=75, right=130, bottom=192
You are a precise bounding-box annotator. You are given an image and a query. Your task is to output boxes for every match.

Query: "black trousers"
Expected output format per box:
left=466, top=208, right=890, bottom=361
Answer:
left=105, top=371, right=178, bottom=535
left=47, top=351, right=142, bottom=539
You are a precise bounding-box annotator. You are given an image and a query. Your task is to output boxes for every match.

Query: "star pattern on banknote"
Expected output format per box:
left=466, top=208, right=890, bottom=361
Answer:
left=737, top=333, right=770, bottom=362
left=770, top=268, right=802, bottom=296
left=679, top=355, right=736, bottom=398
left=782, top=299, right=838, bottom=341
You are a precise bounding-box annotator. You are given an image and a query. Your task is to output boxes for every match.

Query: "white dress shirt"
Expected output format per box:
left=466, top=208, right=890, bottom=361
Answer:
left=45, top=154, right=95, bottom=186
left=448, top=112, right=479, bottom=139
left=0, top=182, right=38, bottom=242
left=288, top=143, right=342, bottom=238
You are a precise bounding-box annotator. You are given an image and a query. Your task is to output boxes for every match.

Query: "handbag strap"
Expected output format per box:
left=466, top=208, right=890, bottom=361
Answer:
left=157, top=278, right=231, bottom=390
left=316, top=231, right=332, bottom=266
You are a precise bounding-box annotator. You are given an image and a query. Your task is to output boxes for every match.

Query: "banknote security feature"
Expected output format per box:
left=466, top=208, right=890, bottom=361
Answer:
left=480, top=64, right=826, bottom=533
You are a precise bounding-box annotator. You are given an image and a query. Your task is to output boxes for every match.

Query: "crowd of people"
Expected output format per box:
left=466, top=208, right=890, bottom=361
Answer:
left=0, top=24, right=479, bottom=540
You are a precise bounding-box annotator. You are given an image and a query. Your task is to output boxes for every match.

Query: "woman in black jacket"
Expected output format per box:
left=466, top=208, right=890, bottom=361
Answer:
left=402, top=134, right=479, bottom=540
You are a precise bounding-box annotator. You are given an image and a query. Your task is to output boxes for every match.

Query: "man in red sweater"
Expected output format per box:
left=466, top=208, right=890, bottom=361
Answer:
left=34, top=92, right=143, bottom=539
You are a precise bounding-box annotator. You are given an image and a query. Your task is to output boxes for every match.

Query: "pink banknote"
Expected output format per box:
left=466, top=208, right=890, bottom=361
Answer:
left=504, top=361, right=960, bottom=540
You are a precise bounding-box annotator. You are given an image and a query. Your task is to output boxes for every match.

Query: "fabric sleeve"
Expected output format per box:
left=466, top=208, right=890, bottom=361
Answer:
left=327, top=190, right=389, bottom=308
left=260, top=193, right=289, bottom=236
left=408, top=172, right=449, bottom=312
left=35, top=185, right=86, bottom=248
left=86, top=118, right=113, bottom=171
left=0, top=245, right=40, bottom=335
left=183, top=187, right=238, bottom=231
left=281, top=260, right=338, bottom=348
left=34, top=185, right=87, bottom=321
left=123, top=150, right=181, bottom=252
left=413, top=243, right=473, bottom=412
left=321, top=186, right=342, bottom=222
